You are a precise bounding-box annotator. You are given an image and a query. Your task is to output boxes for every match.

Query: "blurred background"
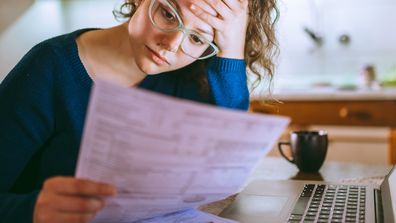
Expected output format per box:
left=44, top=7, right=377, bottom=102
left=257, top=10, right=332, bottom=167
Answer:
left=274, top=0, right=396, bottom=90
left=2, top=0, right=396, bottom=87
left=0, top=0, right=119, bottom=80
left=1, top=0, right=395, bottom=165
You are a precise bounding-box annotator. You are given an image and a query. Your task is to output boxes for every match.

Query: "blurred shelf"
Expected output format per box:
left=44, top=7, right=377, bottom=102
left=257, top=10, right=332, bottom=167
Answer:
left=268, top=87, right=396, bottom=101
left=250, top=98, right=396, bottom=165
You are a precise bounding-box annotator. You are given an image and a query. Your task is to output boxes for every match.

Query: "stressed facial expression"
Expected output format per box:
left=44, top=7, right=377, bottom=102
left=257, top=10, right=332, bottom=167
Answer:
left=127, top=0, right=215, bottom=75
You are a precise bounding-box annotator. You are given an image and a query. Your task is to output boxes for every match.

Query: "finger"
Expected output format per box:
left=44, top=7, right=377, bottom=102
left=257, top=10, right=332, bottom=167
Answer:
left=34, top=211, right=95, bottom=223
left=51, top=194, right=105, bottom=213
left=44, top=177, right=117, bottom=196
left=220, top=0, right=243, bottom=11
left=54, top=212, right=95, bottom=223
left=190, top=1, right=217, bottom=17
left=190, top=4, right=223, bottom=30
left=201, top=0, right=233, bottom=18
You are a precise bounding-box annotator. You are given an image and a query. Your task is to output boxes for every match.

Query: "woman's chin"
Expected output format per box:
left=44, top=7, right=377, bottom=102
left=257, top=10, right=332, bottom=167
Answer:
left=137, top=61, right=164, bottom=75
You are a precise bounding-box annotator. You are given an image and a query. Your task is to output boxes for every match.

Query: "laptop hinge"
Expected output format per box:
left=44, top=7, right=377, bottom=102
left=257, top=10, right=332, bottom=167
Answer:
left=374, top=189, right=384, bottom=223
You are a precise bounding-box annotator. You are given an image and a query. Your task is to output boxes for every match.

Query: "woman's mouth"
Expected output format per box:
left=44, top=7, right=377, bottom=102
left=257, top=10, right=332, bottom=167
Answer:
left=146, top=46, right=169, bottom=66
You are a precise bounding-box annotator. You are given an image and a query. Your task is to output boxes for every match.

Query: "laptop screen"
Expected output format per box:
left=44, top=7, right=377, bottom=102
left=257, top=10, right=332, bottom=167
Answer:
left=388, top=166, right=396, bottom=219
left=380, top=165, right=396, bottom=223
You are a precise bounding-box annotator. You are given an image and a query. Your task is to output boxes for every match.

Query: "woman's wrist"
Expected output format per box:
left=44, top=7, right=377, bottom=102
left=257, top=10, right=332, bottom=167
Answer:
left=216, top=51, right=245, bottom=60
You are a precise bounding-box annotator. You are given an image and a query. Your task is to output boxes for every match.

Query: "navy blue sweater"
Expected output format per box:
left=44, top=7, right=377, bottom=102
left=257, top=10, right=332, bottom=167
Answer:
left=0, top=29, right=249, bottom=222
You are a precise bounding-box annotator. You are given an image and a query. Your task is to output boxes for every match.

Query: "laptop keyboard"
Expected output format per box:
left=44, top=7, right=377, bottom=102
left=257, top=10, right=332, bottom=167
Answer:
left=287, top=184, right=366, bottom=223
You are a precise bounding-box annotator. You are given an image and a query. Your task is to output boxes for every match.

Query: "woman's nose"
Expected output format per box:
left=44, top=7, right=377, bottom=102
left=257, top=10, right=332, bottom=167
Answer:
left=161, top=31, right=184, bottom=53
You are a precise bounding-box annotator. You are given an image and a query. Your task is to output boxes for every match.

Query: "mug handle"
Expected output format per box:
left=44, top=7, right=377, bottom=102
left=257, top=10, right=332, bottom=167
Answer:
left=278, top=141, right=295, bottom=164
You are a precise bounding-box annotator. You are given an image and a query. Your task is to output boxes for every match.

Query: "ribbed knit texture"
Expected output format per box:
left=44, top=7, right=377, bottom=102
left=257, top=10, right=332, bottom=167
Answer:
left=207, top=57, right=249, bottom=108
left=0, top=29, right=249, bottom=222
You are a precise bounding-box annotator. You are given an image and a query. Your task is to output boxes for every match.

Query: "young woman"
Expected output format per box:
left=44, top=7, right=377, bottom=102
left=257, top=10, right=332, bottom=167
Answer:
left=0, top=0, right=279, bottom=222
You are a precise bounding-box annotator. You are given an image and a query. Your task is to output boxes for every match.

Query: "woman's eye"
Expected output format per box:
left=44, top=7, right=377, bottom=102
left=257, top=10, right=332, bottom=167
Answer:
left=189, top=34, right=205, bottom=45
left=160, top=7, right=176, bottom=21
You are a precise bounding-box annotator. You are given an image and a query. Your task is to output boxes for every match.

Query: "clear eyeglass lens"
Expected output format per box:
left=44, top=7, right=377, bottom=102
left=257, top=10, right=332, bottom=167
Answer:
left=150, top=0, right=217, bottom=59
left=181, top=38, right=215, bottom=59
left=151, top=0, right=179, bottom=31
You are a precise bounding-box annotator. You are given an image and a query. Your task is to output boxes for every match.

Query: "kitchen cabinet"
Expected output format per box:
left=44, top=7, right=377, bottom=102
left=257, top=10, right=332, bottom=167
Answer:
left=250, top=89, right=396, bottom=164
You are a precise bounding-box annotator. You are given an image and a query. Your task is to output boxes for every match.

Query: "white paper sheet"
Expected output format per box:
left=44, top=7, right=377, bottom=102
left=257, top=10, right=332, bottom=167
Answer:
left=76, top=80, right=289, bottom=223
left=135, top=208, right=238, bottom=223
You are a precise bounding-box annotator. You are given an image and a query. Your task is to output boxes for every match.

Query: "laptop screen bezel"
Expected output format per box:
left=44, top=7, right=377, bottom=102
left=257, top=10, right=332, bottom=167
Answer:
left=380, top=165, right=396, bottom=223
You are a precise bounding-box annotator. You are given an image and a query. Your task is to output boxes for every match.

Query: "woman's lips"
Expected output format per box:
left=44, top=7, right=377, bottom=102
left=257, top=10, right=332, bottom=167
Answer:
left=146, top=46, right=169, bottom=66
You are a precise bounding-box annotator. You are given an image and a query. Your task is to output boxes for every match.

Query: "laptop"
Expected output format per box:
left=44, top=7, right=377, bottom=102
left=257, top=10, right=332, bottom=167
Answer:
left=219, top=166, right=395, bottom=223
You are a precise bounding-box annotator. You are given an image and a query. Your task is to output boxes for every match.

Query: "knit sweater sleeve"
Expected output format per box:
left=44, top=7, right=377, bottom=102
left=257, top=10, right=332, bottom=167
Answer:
left=0, top=43, right=55, bottom=222
left=206, top=57, right=249, bottom=110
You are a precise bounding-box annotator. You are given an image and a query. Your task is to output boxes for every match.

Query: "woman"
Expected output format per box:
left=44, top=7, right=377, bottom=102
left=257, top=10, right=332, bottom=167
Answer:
left=0, top=0, right=279, bottom=222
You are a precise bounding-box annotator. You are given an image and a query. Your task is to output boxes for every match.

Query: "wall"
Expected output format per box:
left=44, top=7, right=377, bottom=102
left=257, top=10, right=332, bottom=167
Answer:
left=0, top=0, right=119, bottom=81
left=274, top=0, right=396, bottom=90
left=0, top=0, right=34, bottom=33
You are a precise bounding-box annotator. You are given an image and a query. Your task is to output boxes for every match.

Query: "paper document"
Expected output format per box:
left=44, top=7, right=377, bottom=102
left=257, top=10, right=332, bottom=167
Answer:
left=136, top=208, right=238, bottom=223
left=76, top=80, right=289, bottom=223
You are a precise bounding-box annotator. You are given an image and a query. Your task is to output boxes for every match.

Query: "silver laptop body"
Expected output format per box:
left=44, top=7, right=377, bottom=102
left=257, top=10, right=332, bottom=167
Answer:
left=220, top=166, right=395, bottom=223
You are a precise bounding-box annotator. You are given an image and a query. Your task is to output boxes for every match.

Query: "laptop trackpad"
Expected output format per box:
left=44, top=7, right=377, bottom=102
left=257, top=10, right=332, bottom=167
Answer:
left=220, top=195, right=290, bottom=223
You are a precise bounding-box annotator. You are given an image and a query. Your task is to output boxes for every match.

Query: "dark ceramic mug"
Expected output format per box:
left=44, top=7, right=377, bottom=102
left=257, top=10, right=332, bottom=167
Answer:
left=278, top=131, right=328, bottom=172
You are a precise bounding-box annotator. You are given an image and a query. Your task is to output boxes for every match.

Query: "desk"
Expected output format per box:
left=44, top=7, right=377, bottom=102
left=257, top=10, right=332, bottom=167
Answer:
left=250, top=89, right=396, bottom=164
left=249, top=157, right=391, bottom=182
left=200, top=157, right=391, bottom=215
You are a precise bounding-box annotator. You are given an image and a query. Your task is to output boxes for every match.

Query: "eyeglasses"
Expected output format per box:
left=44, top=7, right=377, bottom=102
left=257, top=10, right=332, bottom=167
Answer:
left=148, top=0, right=219, bottom=60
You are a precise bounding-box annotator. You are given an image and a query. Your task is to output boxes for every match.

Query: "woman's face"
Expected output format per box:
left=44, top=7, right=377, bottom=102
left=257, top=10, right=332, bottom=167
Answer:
left=127, top=0, right=215, bottom=75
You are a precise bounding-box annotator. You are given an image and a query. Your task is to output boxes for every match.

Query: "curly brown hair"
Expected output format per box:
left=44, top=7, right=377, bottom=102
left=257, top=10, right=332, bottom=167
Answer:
left=113, top=0, right=279, bottom=95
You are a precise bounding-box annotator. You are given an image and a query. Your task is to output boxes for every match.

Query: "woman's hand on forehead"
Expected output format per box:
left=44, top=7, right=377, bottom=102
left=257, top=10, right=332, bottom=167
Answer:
left=189, top=0, right=249, bottom=59
left=189, top=0, right=218, bottom=17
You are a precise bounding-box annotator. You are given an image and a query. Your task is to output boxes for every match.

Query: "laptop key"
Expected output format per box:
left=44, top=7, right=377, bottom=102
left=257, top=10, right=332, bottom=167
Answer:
left=320, top=210, right=330, bottom=215
left=334, top=207, right=344, bottom=211
left=306, top=212, right=317, bottom=217
left=319, top=215, right=330, bottom=220
left=310, top=204, right=320, bottom=208
left=308, top=208, right=318, bottom=212
left=332, top=214, right=343, bottom=219
left=346, top=217, right=357, bottom=222
left=333, top=210, right=343, bottom=214
left=288, top=214, right=302, bottom=221
left=304, top=216, right=316, bottom=221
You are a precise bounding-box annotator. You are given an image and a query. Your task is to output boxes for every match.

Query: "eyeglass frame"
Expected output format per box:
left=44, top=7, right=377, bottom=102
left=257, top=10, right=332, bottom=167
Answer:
left=147, top=0, right=219, bottom=60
